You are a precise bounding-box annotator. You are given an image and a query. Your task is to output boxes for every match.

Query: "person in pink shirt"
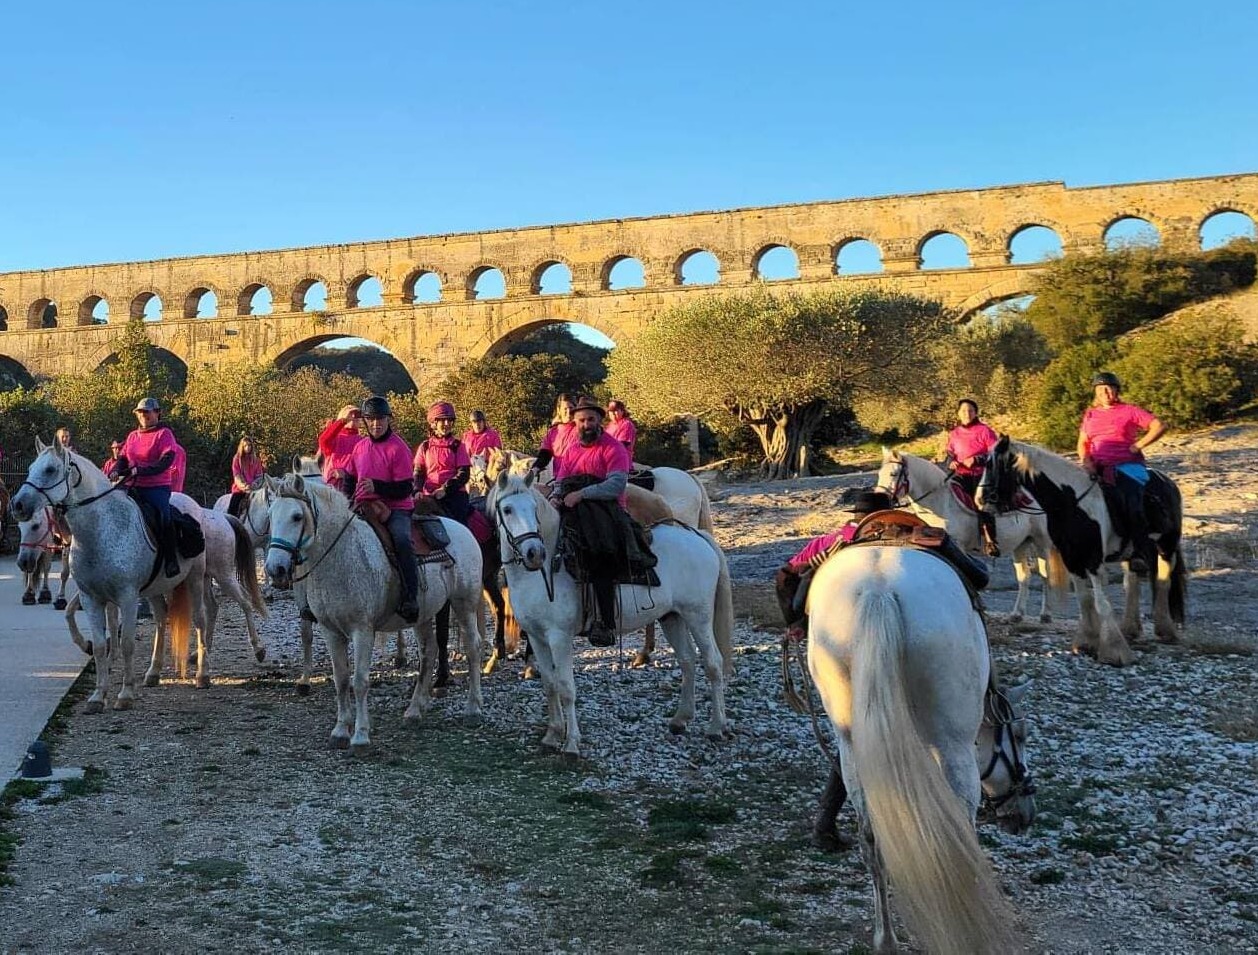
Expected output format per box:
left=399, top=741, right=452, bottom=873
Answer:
left=944, top=398, right=1002, bottom=556
left=170, top=441, right=187, bottom=494
left=604, top=399, right=638, bottom=459
left=1078, top=371, right=1166, bottom=553
left=228, top=435, right=264, bottom=517
left=101, top=439, right=124, bottom=478
left=345, top=395, right=420, bottom=622
left=414, top=401, right=473, bottom=523
left=318, top=404, right=365, bottom=496
left=461, top=409, right=503, bottom=460
left=531, top=393, right=577, bottom=480
left=115, top=397, right=181, bottom=577
left=550, top=396, right=634, bottom=646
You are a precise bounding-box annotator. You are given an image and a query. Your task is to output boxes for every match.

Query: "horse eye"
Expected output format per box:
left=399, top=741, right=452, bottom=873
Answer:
left=503, top=506, right=512, bottom=515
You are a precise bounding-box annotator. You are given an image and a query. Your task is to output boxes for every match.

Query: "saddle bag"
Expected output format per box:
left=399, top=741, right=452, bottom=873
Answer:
left=174, top=510, right=205, bottom=559
left=414, top=515, right=451, bottom=549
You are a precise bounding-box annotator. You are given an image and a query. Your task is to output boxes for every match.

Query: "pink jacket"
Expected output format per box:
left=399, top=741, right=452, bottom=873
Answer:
left=1081, top=403, right=1156, bottom=467
left=318, top=419, right=364, bottom=485
left=945, top=421, right=999, bottom=477
left=462, top=427, right=503, bottom=459
left=542, top=422, right=578, bottom=460
left=347, top=431, right=414, bottom=511
left=121, top=426, right=178, bottom=488
left=232, top=455, right=264, bottom=492
left=414, top=436, right=472, bottom=494
left=556, top=432, right=632, bottom=505
left=171, top=443, right=187, bottom=493
left=786, top=524, right=859, bottom=573
left=605, top=417, right=637, bottom=458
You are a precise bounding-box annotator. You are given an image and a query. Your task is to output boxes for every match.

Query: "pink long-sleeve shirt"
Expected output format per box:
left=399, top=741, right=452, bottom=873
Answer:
left=347, top=431, right=414, bottom=511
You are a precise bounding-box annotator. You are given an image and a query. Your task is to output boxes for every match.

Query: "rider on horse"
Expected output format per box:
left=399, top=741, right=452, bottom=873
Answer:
left=530, top=393, right=578, bottom=479
left=344, top=395, right=420, bottom=623
left=944, top=398, right=1001, bottom=557
left=228, top=435, right=264, bottom=518
left=101, top=439, right=124, bottom=479
left=414, top=401, right=473, bottom=524
left=550, top=395, right=638, bottom=648
left=461, top=409, right=503, bottom=460
left=604, top=399, right=637, bottom=459
left=114, top=397, right=181, bottom=578
left=318, top=404, right=366, bottom=496
left=1078, top=371, right=1167, bottom=559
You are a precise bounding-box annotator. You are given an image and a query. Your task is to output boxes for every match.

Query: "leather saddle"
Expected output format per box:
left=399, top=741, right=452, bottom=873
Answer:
left=627, top=467, right=656, bottom=492
left=846, top=509, right=990, bottom=598
left=355, top=501, right=453, bottom=569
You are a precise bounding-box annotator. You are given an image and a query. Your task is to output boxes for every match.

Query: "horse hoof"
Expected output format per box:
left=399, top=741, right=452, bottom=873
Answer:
left=83, top=699, right=105, bottom=715
left=54, top=598, right=67, bottom=611
left=144, top=673, right=160, bottom=687
left=403, top=708, right=423, bottom=724
left=329, top=735, right=350, bottom=750
left=21, top=594, right=35, bottom=605
left=295, top=683, right=312, bottom=697
left=254, top=648, right=267, bottom=663
left=1039, top=614, right=1052, bottom=624
left=38, top=592, right=52, bottom=604
left=196, top=675, right=211, bottom=689
left=559, top=750, right=582, bottom=764
left=668, top=721, right=687, bottom=735
left=1099, top=647, right=1135, bottom=667
left=113, top=696, right=134, bottom=711
left=811, top=829, right=856, bottom=853
left=349, top=741, right=371, bottom=755
left=629, top=650, right=651, bottom=669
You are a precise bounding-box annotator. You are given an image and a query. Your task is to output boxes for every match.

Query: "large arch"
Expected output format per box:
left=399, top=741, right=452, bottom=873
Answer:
left=0, top=354, right=36, bottom=390
left=1103, top=214, right=1161, bottom=249
left=346, top=273, right=384, bottom=308
left=674, top=248, right=721, bottom=285
left=481, top=317, right=617, bottom=359
left=601, top=254, right=647, bottom=290
left=531, top=259, right=573, bottom=295
left=752, top=243, right=800, bottom=281
left=402, top=266, right=445, bottom=304
left=956, top=276, right=1038, bottom=322
left=183, top=286, right=221, bottom=319
left=237, top=282, right=274, bottom=316
left=270, top=334, right=418, bottom=394
left=466, top=265, right=506, bottom=300
left=28, top=299, right=57, bottom=329
left=1198, top=208, right=1257, bottom=249
left=291, top=276, right=330, bottom=312
left=78, top=294, right=110, bottom=326
left=834, top=237, right=884, bottom=274
left=130, top=290, right=164, bottom=322
left=95, top=346, right=189, bottom=391
left=918, top=231, right=972, bottom=269
left=1007, top=224, right=1064, bottom=264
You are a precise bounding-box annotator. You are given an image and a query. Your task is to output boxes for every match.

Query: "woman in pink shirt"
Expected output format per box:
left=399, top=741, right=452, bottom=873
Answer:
left=318, top=404, right=365, bottom=496
left=461, top=409, right=503, bottom=460
left=345, top=396, right=420, bottom=622
left=414, top=402, right=473, bottom=523
left=604, top=399, right=638, bottom=460
left=228, top=435, right=264, bottom=517
left=532, top=393, right=577, bottom=480
left=115, top=397, right=181, bottom=578
left=944, top=398, right=1001, bottom=556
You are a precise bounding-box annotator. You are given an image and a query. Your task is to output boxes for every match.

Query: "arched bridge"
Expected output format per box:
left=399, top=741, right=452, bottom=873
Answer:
left=1, top=172, right=1256, bottom=390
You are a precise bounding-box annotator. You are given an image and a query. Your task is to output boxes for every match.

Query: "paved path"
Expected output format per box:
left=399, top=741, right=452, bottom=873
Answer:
left=0, top=555, right=84, bottom=777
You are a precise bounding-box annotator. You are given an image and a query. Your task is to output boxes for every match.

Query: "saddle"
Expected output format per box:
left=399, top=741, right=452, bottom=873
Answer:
left=846, top=509, right=990, bottom=600
left=627, top=467, right=656, bottom=492
left=354, top=501, right=454, bottom=569
left=1099, top=467, right=1174, bottom=561
left=127, top=490, right=205, bottom=587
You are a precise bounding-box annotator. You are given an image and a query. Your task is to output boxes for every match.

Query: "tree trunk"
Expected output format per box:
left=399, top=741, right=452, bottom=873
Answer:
left=737, top=400, right=826, bottom=480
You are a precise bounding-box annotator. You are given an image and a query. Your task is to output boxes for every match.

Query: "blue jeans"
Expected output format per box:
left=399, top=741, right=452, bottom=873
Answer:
left=133, top=484, right=177, bottom=571
left=387, top=508, right=419, bottom=602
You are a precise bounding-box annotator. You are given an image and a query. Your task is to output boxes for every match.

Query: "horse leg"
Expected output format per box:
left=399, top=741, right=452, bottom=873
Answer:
left=690, top=610, right=731, bottom=739
left=37, top=559, right=52, bottom=604
left=1073, top=575, right=1101, bottom=656
left=479, top=592, right=499, bottom=676
left=22, top=572, right=35, bottom=604
left=1009, top=544, right=1030, bottom=623
left=115, top=596, right=141, bottom=710
left=551, top=636, right=581, bottom=757
left=1091, top=572, right=1135, bottom=666
left=858, top=815, right=898, bottom=954
left=1119, top=562, right=1143, bottom=640
left=188, top=574, right=211, bottom=688
left=144, top=595, right=168, bottom=687
left=812, top=767, right=854, bottom=851
left=404, top=619, right=437, bottom=722
left=1035, top=556, right=1053, bottom=623
left=434, top=602, right=451, bottom=688
left=324, top=630, right=353, bottom=748
left=454, top=595, right=484, bottom=721
left=53, top=554, right=69, bottom=610
left=658, top=612, right=698, bottom=735
left=393, top=630, right=407, bottom=669
left=83, top=598, right=113, bottom=714
left=529, top=637, right=564, bottom=750
left=631, top=622, right=655, bottom=668
left=1153, top=551, right=1179, bottom=642
left=297, top=614, right=314, bottom=696
left=349, top=628, right=375, bottom=751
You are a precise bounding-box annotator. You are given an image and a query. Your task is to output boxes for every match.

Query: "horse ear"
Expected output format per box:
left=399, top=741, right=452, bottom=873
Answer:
left=523, top=469, right=535, bottom=488
left=291, top=454, right=302, bottom=474
left=496, top=469, right=510, bottom=491
left=1005, top=680, right=1032, bottom=705
left=292, top=472, right=306, bottom=496
left=35, top=436, right=47, bottom=453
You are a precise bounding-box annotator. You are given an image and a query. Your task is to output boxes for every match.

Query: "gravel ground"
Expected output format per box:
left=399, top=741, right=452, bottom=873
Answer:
left=0, top=425, right=1255, bottom=954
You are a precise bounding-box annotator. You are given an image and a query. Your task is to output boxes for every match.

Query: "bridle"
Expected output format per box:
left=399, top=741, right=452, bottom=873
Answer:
left=493, top=487, right=556, bottom=602
left=20, top=454, right=130, bottom=514
left=19, top=509, right=64, bottom=555
left=979, top=688, right=1036, bottom=808
left=266, top=486, right=355, bottom=584
left=882, top=457, right=947, bottom=509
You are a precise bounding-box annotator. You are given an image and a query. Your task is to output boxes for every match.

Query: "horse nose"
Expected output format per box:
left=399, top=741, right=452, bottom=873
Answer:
left=16, top=551, right=35, bottom=573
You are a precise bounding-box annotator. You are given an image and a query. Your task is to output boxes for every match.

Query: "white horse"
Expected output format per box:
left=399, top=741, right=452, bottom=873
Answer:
left=16, top=507, right=71, bottom=608
left=808, top=544, right=1033, bottom=954
left=9, top=439, right=210, bottom=711
left=263, top=473, right=485, bottom=750
left=487, top=471, right=734, bottom=756
left=876, top=448, right=1068, bottom=623
left=979, top=437, right=1186, bottom=667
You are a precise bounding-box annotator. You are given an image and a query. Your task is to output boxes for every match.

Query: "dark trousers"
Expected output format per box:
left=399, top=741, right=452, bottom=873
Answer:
left=228, top=490, right=248, bottom=518
left=591, top=572, right=617, bottom=630
left=437, top=489, right=471, bottom=525
left=386, top=508, right=419, bottom=602
left=135, top=484, right=178, bottom=570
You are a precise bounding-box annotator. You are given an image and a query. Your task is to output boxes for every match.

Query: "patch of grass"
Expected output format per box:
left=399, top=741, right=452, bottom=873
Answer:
left=39, top=668, right=96, bottom=753
left=640, top=848, right=701, bottom=887
left=557, top=790, right=611, bottom=811
left=172, top=857, right=248, bottom=884
left=1030, top=867, right=1067, bottom=885
left=647, top=797, right=737, bottom=843
left=703, top=853, right=742, bottom=874
left=1060, top=831, right=1122, bottom=856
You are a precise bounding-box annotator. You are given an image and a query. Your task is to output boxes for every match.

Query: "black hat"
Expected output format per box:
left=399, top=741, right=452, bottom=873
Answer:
left=361, top=395, right=392, bottom=419
left=571, top=396, right=605, bottom=418
left=470, top=409, right=486, bottom=422
left=1091, top=371, right=1121, bottom=390
left=852, top=490, right=894, bottom=515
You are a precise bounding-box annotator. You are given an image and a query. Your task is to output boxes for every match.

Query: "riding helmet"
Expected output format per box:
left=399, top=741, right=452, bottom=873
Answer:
left=426, top=401, right=456, bottom=423
left=361, top=395, right=392, bottom=419
left=1091, top=371, right=1122, bottom=390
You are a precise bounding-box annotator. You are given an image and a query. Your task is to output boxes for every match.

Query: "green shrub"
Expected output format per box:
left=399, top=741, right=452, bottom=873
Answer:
left=1032, top=341, right=1119, bottom=449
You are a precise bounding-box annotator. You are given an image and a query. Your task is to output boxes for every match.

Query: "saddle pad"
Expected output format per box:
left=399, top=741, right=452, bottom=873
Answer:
left=467, top=508, right=493, bottom=545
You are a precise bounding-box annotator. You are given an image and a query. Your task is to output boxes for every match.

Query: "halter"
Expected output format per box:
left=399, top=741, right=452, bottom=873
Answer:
left=266, top=487, right=355, bottom=584
left=882, top=457, right=947, bottom=509
left=19, top=510, right=63, bottom=555
left=493, top=488, right=556, bottom=602
left=20, top=455, right=130, bottom=513
left=979, top=688, right=1036, bottom=808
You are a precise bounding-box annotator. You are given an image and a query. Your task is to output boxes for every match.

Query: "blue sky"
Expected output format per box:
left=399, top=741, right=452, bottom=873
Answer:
left=1, top=0, right=1255, bottom=274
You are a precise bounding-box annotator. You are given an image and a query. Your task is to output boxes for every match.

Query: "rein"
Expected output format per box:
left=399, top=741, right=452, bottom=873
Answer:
left=781, top=632, right=843, bottom=778
left=979, top=688, right=1036, bottom=808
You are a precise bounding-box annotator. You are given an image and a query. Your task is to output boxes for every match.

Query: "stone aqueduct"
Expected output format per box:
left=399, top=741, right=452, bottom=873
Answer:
left=1, top=172, right=1256, bottom=391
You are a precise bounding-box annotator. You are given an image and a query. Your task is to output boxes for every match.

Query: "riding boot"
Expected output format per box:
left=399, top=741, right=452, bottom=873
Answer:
left=1120, top=476, right=1150, bottom=571
left=388, top=509, right=420, bottom=622
left=586, top=576, right=617, bottom=647
left=162, top=518, right=180, bottom=578
left=812, top=766, right=855, bottom=851
left=979, top=512, right=1001, bottom=558
left=434, top=602, right=451, bottom=687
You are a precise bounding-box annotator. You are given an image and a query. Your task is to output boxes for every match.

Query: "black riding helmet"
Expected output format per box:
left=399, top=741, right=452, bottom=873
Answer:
left=361, top=395, right=392, bottom=419
left=1091, top=371, right=1122, bottom=391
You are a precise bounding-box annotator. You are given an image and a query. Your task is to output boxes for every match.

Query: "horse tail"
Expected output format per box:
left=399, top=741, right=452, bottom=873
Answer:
left=1169, top=544, right=1187, bottom=624
left=169, top=582, right=192, bottom=680
left=1045, top=545, right=1071, bottom=615
left=228, top=514, right=267, bottom=617
left=849, top=588, right=1019, bottom=955
left=698, top=530, right=735, bottom=677
left=692, top=475, right=715, bottom=532
left=501, top=583, right=522, bottom=657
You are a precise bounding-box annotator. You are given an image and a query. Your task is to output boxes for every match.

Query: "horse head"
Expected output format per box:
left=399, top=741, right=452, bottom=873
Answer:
left=875, top=447, right=908, bottom=503
left=263, top=473, right=318, bottom=589
left=490, top=470, right=549, bottom=572
left=16, top=506, right=57, bottom=575
left=10, top=437, right=74, bottom=522
left=977, top=679, right=1037, bottom=834
left=976, top=435, right=1025, bottom=515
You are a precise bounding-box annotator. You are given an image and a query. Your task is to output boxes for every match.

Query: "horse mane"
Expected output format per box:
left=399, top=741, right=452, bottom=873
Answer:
left=488, top=473, right=558, bottom=538
left=1005, top=439, right=1086, bottom=488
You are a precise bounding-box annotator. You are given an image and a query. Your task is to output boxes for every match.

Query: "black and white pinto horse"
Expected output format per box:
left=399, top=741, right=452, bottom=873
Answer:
left=978, top=436, right=1185, bottom=666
